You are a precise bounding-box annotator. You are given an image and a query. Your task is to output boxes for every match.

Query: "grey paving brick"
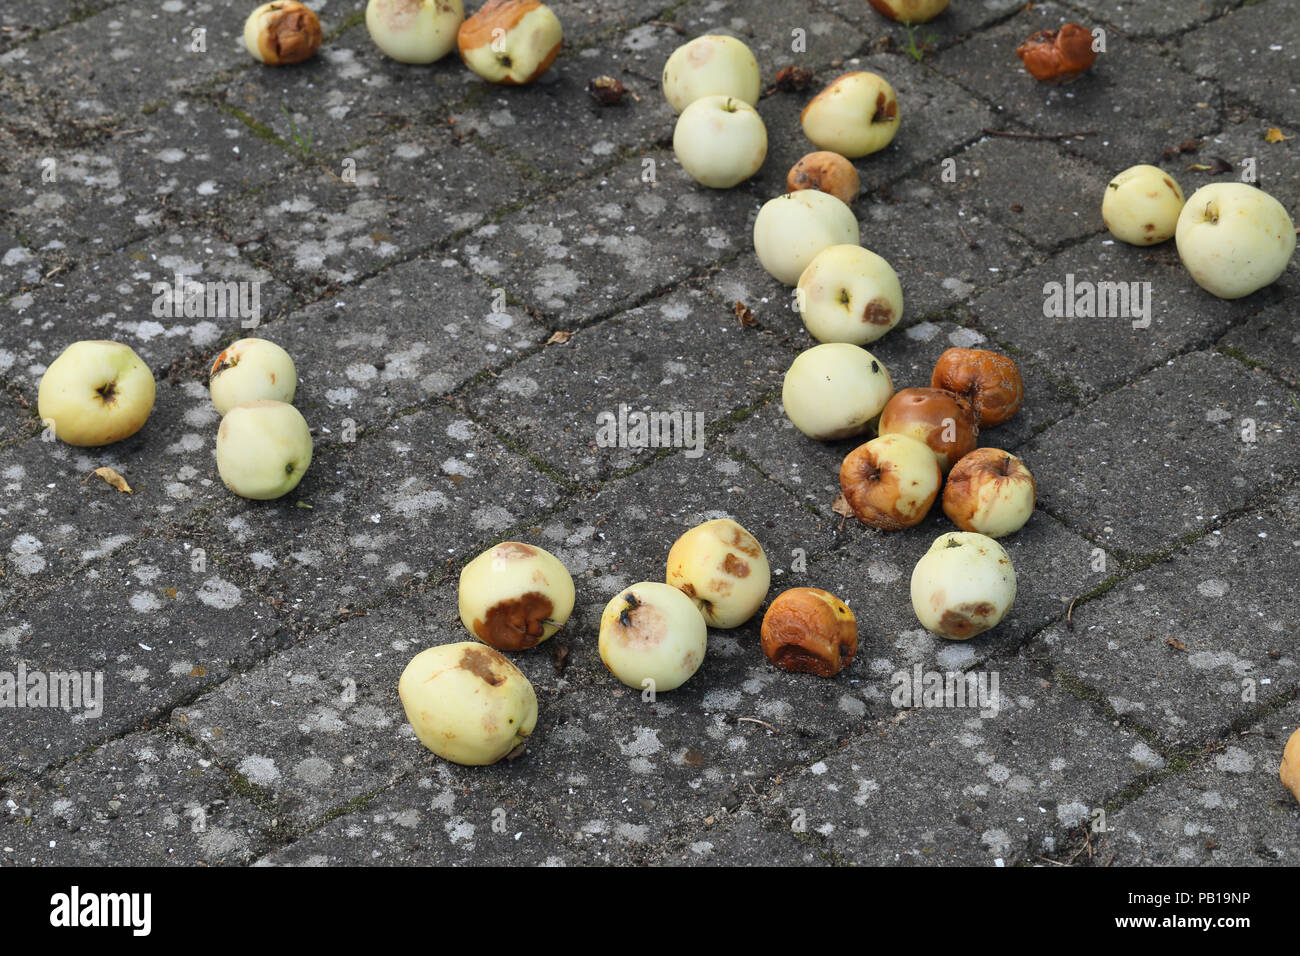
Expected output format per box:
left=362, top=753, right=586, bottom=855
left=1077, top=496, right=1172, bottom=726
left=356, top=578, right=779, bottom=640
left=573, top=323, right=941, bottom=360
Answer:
left=670, top=0, right=868, bottom=74
left=1030, top=514, right=1299, bottom=747
left=548, top=0, right=670, bottom=49
left=645, top=807, right=824, bottom=865
left=1020, top=350, right=1300, bottom=557
left=816, top=0, right=1026, bottom=39
left=1178, top=120, right=1300, bottom=223
left=1219, top=300, right=1300, bottom=388
left=1074, top=0, right=1231, bottom=37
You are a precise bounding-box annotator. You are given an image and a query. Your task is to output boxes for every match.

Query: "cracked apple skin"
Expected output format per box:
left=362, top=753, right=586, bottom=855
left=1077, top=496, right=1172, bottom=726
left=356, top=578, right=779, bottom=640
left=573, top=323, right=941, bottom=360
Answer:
left=1102, top=165, right=1185, bottom=246
left=243, top=1, right=323, bottom=65
left=797, top=244, right=902, bottom=345
left=666, top=518, right=770, bottom=628
left=38, top=340, right=156, bottom=447
left=839, top=433, right=941, bottom=530
left=1282, top=729, right=1300, bottom=806
left=399, top=642, right=538, bottom=766
left=458, top=0, right=563, bottom=85
left=930, top=348, right=1024, bottom=428
left=1175, top=183, right=1296, bottom=299
left=598, top=582, right=707, bottom=692
left=661, top=34, right=761, bottom=114
left=910, top=532, right=1016, bottom=640
left=942, top=448, right=1036, bottom=539
left=458, top=542, right=575, bottom=651
left=801, top=72, right=900, bottom=159
left=761, top=587, right=858, bottom=678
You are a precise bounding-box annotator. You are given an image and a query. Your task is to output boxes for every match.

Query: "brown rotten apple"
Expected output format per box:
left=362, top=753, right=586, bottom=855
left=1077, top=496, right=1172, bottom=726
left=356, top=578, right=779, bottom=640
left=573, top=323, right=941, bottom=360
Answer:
left=943, top=448, right=1036, bottom=539
left=761, top=587, right=858, bottom=678
left=877, top=387, right=978, bottom=474
left=930, top=347, right=1024, bottom=427
left=786, top=151, right=860, bottom=206
left=839, top=432, right=942, bottom=531
left=243, top=1, right=322, bottom=66
left=1015, top=23, right=1097, bottom=84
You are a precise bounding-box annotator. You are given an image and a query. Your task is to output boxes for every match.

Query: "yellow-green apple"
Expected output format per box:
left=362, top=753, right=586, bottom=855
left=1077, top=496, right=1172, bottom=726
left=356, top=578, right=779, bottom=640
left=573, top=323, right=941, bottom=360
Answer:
left=665, top=518, right=770, bottom=627
left=942, top=448, right=1036, bottom=538
left=215, top=400, right=313, bottom=500
left=786, top=151, right=861, bottom=205
left=1175, top=183, right=1296, bottom=298
left=457, top=0, right=562, bottom=84
left=398, top=642, right=537, bottom=765
left=839, top=432, right=941, bottom=530
left=458, top=542, right=575, bottom=650
left=801, top=72, right=900, bottom=159
left=673, top=95, right=767, bottom=189
left=37, top=340, right=157, bottom=447
left=930, top=348, right=1024, bottom=428
left=1282, top=728, right=1300, bottom=805
left=910, top=531, right=1016, bottom=640
left=366, top=0, right=464, bottom=63
left=661, top=34, right=760, bottom=113
left=877, top=387, right=978, bottom=474
left=753, top=191, right=860, bottom=286
left=598, top=582, right=707, bottom=692
left=868, top=0, right=949, bottom=24
left=760, top=587, right=858, bottom=677
left=209, top=338, right=297, bottom=416
left=243, top=0, right=322, bottom=65
left=797, top=243, right=903, bottom=345
left=1102, top=165, right=1185, bottom=245
left=782, top=343, right=893, bottom=440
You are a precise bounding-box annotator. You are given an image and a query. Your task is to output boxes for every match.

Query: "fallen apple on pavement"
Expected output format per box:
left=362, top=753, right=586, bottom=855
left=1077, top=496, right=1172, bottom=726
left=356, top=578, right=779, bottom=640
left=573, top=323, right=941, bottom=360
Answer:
left=782, top=343, right=894, bottom=441
left=1175, top=182, right=1296, bottom=299
left=910, top=531, right=1017, bottom=640
left=38, top=340, right=157, bottom=447
left=754, top=190, right=860, bottom=286
left=673, top=95, right=767, bottom=189
left=599, top=582, right=707, bottom=692
left=666, top=518, right=770, bottom=628
left=801, top=72, right=901, bottom=159
left=366, top=0, right=464, bottom=64
left=661, top=34, right=761, bottom=114
left=458, top=542, right=575, bottom=650
left=215, top=399, right=314, bottom=500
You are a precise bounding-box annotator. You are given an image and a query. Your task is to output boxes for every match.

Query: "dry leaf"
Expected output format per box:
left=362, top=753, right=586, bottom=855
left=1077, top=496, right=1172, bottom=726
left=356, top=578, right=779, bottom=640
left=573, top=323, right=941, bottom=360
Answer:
left=1265, top=127, right=1290, bottom=143
left=189, top=665, right=207, bottom=677
left=733, top=301, right=756, bottom=327
left=1165, top=636, right=1188, bottom=652
left=587, top=75, right=629, bottom=106
left=84, top=467, right=132, bottom=494
left=165, top=587, right=178, bottom=599
left=552, top=641, right=569, bottom=675
left=546, top=330, right=574, bottom=345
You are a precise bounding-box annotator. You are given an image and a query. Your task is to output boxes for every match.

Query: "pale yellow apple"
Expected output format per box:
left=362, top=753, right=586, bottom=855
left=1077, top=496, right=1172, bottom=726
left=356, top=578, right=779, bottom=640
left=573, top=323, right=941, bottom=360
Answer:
left=665, top=518, right=770, bottom=628
left=797, top=243, right=903, bottom=345
left=366, top=0, right=464, bottom=64
left=661, top=34, right=761, bottom=113
left=215, top=400, right=313, bottom=500
left=1175, top=183, right=1296, bottom=299
left=37, top=340, right=156, bottom=447
left=910, top=532, right=1016, bottom=640
left=458, top=0, right=563, bottom=85
left=801, top=72, right=901, bottom=159
left=673, top=95, right=767, bottom=189
left=209, top=338, right=297, bottom=416
left=781, top=343, right=893, bottom=440
left=458, top=542, right=575, bottom=651
left=1102, top=165, right=1185, bottom=246
left=598, top=582, right=707, bottom=692
left=753, top=191, right=860, bottom=286
left=868, top=0, right=949, bottom=24
left=398, top=642, right=538, bottom=765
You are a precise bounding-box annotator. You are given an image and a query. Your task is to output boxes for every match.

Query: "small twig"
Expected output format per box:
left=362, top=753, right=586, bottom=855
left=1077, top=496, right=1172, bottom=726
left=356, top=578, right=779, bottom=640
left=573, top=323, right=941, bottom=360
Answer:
left=1066, top=597, right=1078, bottom=632
left=648, top=19, right=686, bottom=34
left=1035, top=855, right=1067, bottom=866
left=736, top=717, right=779, bottom=735
left=982, top=128, right=1097, bottom=141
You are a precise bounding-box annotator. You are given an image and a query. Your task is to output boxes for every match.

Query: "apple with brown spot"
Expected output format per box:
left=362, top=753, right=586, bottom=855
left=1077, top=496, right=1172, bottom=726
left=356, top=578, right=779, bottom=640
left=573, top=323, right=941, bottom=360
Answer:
left=877, top=386, right=977, bottom=474
left=943, top=448, right=1036, bottom=538
left=839, top=432, right=942, bottom=530
left=458, top=542, right=575, bottom=651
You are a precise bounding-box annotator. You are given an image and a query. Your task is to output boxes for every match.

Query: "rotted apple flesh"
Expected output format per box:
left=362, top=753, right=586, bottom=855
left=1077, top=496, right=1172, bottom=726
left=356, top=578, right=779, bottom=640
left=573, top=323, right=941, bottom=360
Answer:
left=243, top=0, right=323, bottom=65
left=943, top=448, right=1036, bottom=538
left=399, top=642, right=538, bottom=766
left=761, top=587, right=858, bottom=678
left=458, top=542, right=575, bottom=650
left=666, top=518, right=771, bottom=628
left=801, top=72, right=900, bottom=159
left=910, top=532, right=1016, bottom=640
left=786, top=151, right=861, bottom=206
left=598, top=582, right=707, bottom=692
left=37, top=340, right=157, bottom=447
left=839, top=432, right=941, bottom=530
left=458, top=0, right=563, bottom=85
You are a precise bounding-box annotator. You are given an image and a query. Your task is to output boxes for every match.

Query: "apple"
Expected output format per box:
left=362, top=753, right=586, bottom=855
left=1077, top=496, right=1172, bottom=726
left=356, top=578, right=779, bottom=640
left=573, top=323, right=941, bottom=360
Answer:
left=1016, top=24, right=1097, bottom=84
left=209, top=338, right=297, bottom=416
left=598, top=582, right=707, bottom=692
left=366, top=0, right=464, bottom=64
left=243, top=1, right=323, bottom=65
left=930, top=348, right=1023, bottom=428
left=782, top=343, right=893, bottom=441
left=868, top=0, right=949, bottom=24
left=673, top=95, right=767, bottom=189
left=1175, top=183, right=1296, bottom=299
left=666, top=518, right=770, bottom=628
left=786, top=151, right=861, bottom=206
left=801, top=72, right=900, bottom=159
left=797, top=243, right=903, bottom=345
left=753, top=191, right=860, bottom=286
left=458, top=0, right=563, bottom=85
left=458, top=542, right=575, bottom=650
left=910, top=531, right=1016, bottom=640
left=1102, top=165, right=1185, bottom=246
left=1282, top=728, right=1300, bottom=806
left=398, top=642, right=537, bottom=765
left=37, top=340, right=156, bottom=447
left=215, top=400, right=313, bottom=500
left=877, top=387, right=978, bottom=474
left=760, top=587, right=858, bottom=678
left=839, top=433, right=941, bottom=530
left=661, top=34, right=760, bottom=114
left=942, top=448, right=1036, bottom=538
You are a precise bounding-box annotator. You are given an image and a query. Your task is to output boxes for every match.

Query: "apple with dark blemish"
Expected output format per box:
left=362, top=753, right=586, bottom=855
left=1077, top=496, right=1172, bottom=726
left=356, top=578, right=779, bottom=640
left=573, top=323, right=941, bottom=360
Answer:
left=666, top=518, right=770, bottom=628
left=877, top=387, right=977, bottom=474
left=1101, top=165, right=1184, bottom=246
left=761, top=587, right=858, bottom=677
left=943, top=448, right=1035, bottom=538
left=801, top=72, right=900, bottom=159
left=839, top=432, right=941, bottom=530
left=458, top=542, right=575, bottom=651
left=786, top=151, right=860, bottom=205
left=930, top=347, right=1023, bottom=428
left=598, top=582, right=707, bottom=691
left=209, top=338, right=297, bottom=416
left=910, top=532, right=1016, bottom=640
left=37, top=340, right=156, bottom=446
left=796, top=244, right=902, bottom=346
left=457, top=0, right=562, bottom=85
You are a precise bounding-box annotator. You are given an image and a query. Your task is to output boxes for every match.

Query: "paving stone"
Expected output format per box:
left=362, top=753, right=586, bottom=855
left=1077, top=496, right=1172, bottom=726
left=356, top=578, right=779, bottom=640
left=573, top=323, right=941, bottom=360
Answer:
left=1031, top=514, right=1299, bottom=747
left=1179, top=119, right=1300, bottom=214
left=0, top=0, right=91, bottom=50
left=0, top=533, right=288, bottom=776
left=1099, top=703, right=1300, bottom=865
left=1020, top=350, right=1300, bottom=557
left=931, top=2, right=1223, bottom=170
left=1179, top=0, right=1300, bottom=130
left=1219, top=299, right=1300, bottom=388
left=670, top=0, right=868, bottom=74
left=646, top=807, right=824, bottom=865
left=765, top=657, right=1152, bottom=865
left=0, top=729, right=273, bottom=866
left=1074, top=0, right=1230, bottom=37
left=458, top=149, right=756, bottom=323
left=816, top=0, right=1026, bottom=39
left=548, top=1, right=670, bottom=48
left=0, top=389, right=36, bottom=446
left=463, top=285, right=792, bottom=485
